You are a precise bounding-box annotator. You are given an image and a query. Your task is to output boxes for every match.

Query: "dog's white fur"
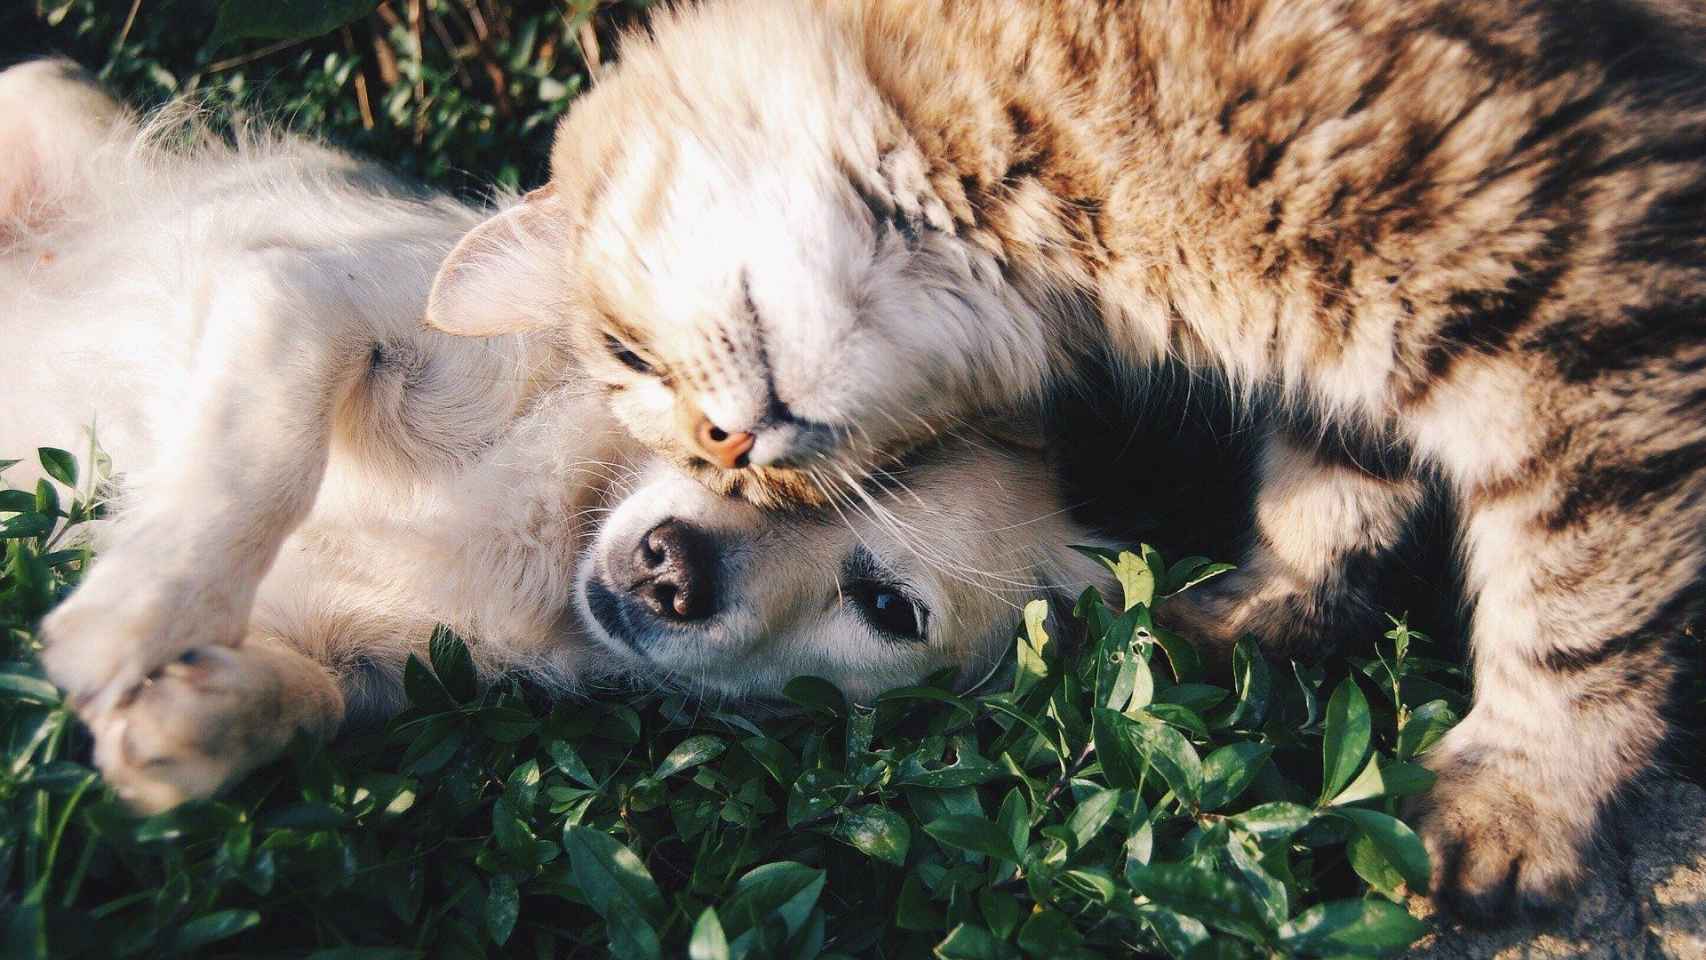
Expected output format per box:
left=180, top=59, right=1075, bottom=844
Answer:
left=0, top=61, right=1113, bottom=812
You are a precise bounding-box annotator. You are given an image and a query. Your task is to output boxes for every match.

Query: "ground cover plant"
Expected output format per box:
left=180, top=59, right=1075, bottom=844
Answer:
left=0, top=445, right=1468, bottom=958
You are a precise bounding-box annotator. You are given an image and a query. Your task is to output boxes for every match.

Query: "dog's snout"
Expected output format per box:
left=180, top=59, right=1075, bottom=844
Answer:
left=628, top=518, right=717, bottom=622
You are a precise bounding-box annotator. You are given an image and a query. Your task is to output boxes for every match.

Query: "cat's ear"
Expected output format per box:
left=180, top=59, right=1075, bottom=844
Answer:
left=426, top=187, right=569, bottom=337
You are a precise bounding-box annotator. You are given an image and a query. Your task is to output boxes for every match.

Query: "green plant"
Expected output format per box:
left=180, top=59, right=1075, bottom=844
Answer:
left=14, top=0, right=650, bottom=196
left=0, top=445, right=1467, bottom=958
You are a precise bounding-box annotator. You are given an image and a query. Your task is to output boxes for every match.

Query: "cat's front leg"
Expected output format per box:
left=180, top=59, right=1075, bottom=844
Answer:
left=1158, top=429, right=1423, bottom=661
left=39, top=249, right=367, bottom=723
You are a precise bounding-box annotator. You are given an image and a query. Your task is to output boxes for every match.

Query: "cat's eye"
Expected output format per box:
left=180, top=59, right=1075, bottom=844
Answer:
left=847, top=578, right=927, bottom=642
left=604, top=334, right=655, bottom=375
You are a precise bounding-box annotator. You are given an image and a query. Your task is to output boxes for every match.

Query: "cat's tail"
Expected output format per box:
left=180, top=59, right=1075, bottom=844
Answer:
left=0, top=58, right=133, bottom=247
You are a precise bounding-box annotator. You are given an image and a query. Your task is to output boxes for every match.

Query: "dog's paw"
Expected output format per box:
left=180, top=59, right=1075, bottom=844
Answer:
left=1409, top=752, right=1591, bottom=923
left=38, top=564, right=246, bottom=718
left=85, top=644, right=338, bottom=814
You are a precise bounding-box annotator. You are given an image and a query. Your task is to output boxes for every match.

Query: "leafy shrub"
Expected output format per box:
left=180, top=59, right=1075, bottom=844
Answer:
left=0, top=447, right=1467, bottom=958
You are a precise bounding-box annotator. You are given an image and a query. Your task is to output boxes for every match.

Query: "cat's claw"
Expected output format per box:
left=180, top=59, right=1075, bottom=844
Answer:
left=1409, top=746, right=1592, bottom=923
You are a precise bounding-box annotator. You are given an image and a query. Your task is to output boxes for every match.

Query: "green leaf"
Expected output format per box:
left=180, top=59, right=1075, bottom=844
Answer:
left=1015, top=599, right=1052, bottom=697
left=401, top=654, right=456, bottom=713
left=1200, top=743, right=1272, bottom=811
left=1319, top=679, right=1372, bottom=805
left=0, top=489, right=35, bottom=512
left=1064, top=787, right=1121, bottom=853
left=829, top=805, right=910, bottom=866
left=167, top=909, right=261, bottom=951
left=1163, top=557, right=1236, bottom=596
left=720, top=861, right=825, bottom=946
left=33, top=480, right=59, bottom=518
left=1223, top=638, right=1271, bottom=728
left=782, top=676, right=845, bottom=717
left=1017, top=909, right=1081, bottom=955
left=1099, top=709, right=1203, bottom=810
left=933, top=924, right=1020, bottom=960
left=562, top=826, right=666, bottom=925
left=210, top=0, right=383, bottom=45
left=655, top=735, right=726, bottom=779
left=1092, top=707, right=1146, bottom=791
left=37, top=448, right=75, bottom=487
left=1, top=514, right=54, bottom=539
left=1333, top=808, right=1431, bottom=893
left=1130, top=903, right=1211, bottom=959
left=1098, top=550, right=1156, bottom=610
left=1151, top=626, right=1204, bottom=683
left=0, top=668, right=59, bottom=705
left=486, top=874, right=519, bottom=946
left=689, top=908, right=730, bottom=960
left=997, top=788, right=1029, bottom=859
left=1396, top=699, right=1459, bottom=760
left=547, top=741, right=598, bottom=788
left=1229, top=802, right=1316, bottom=843
left=1275, top=899, right=1427, bottom=954
left=428, top=626, right=477, bottom=702
left=896, top=875, right=943, bottom=931
left=924, top=815, right=1018, bottom=862
left=1124, top=860, right=1272, bottom=943
left=895, top=740, right=1006, bottom=788
left=1346, top=830, right=1407, bottom=900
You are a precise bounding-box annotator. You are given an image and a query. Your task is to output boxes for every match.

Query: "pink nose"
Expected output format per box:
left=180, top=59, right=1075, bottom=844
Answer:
left=692, top=416, right=755, bottom=470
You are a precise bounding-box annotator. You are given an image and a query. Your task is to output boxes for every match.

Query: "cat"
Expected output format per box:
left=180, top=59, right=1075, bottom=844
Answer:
left=425, top=0, right=1706, bottom=919
left=1, top=60, right=1113, bottom=812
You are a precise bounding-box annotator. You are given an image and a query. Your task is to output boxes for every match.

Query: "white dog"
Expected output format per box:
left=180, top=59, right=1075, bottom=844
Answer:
left=0, top=61, right=1114, bottom=812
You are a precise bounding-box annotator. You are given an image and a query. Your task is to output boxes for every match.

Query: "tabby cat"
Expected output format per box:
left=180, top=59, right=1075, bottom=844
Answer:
left=427, top=0, right=1706, bottom=918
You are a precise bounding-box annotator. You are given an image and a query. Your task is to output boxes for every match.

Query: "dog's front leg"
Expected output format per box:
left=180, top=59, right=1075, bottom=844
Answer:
left=40, top=248, right=366, bottom=762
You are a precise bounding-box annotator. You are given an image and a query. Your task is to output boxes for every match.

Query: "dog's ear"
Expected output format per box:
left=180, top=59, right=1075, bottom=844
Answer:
left=426, top=187, right=570, bottom=337
left=0, top=60, right=127, bottom=236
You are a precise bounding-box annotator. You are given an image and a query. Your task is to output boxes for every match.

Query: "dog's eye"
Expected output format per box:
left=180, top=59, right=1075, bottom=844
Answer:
left=848, top=579, right=926, bottom=642
left=605, top=334, right=655, bottom=375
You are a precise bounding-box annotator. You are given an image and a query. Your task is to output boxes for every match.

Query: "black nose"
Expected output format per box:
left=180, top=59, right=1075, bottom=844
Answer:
left=625, top=519, right=717, bottom=622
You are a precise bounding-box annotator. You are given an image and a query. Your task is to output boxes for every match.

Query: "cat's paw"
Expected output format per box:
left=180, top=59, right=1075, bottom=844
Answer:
left=1409, top=753, right=1591, bottom=923
left=37, top=564, right=246, bottom=719
left=83, top=644, right=336, bottom=814
left=1154, top=570, right=1329, bottom=662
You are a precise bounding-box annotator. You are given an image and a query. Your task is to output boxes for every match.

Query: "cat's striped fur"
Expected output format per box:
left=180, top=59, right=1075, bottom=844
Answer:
left=428, top=0, right=1706, bottom=919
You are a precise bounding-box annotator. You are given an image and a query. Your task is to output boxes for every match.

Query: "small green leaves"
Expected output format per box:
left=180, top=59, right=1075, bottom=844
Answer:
left=1319, top=679, right=1373, bottom=805
left=923, top=815, right=1019, bottom=862
left=0, top=441, right=1452, bottom=959
left=655, top=735, right=727, bottom=779
left=210, top=0, right=383, bottom=46
left=689, top=908, right=730, bottom=960
left=830, top=805, right=911, bottom=865
left=1275, top=899, right=1428, bottom=955
left=36, top=448, right=76, bottom=488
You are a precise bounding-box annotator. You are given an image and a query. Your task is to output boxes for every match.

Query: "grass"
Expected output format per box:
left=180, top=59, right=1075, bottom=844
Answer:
left=1, top=443, right=1469, bottom=958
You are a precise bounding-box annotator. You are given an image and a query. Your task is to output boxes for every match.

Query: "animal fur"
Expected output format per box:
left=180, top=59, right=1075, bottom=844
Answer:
left=1, top=60, right=1113, bottom=813
left=428, top=0, right=1706, bottom=919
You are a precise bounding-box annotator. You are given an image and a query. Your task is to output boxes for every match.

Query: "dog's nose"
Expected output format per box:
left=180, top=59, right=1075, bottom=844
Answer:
left=690, top=414, right=755, bottom=470
left=628, top=519, right=717, bottom=621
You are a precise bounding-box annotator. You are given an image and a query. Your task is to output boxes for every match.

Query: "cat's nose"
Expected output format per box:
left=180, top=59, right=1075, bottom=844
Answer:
left=691, top=414, right=755, bottom=470
left=627, top=519, right=717, bottom=622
